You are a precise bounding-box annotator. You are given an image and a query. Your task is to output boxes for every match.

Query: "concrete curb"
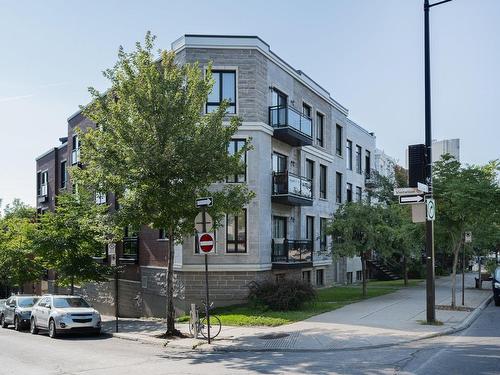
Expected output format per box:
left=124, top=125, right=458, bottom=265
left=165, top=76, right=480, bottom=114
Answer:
left=104, top=294, right=493, bottom=353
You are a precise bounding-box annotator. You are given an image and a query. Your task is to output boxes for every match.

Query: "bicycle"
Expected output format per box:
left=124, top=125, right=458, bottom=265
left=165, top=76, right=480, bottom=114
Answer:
left=189, top=302, right=222, bottom=340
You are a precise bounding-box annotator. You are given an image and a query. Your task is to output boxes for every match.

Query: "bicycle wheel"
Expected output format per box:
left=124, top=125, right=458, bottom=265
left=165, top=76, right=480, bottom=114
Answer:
left=199, top=315, right=222, bottom=339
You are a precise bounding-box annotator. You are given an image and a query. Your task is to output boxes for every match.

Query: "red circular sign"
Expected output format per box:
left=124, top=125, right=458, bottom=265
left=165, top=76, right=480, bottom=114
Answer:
left=199, top=233, right=214, bottom=253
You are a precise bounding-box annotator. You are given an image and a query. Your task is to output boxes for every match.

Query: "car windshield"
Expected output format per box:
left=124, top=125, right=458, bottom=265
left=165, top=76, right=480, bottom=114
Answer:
left=18, top=297, right=39, bottom=308
left=53, top=297, right=90, bottom=308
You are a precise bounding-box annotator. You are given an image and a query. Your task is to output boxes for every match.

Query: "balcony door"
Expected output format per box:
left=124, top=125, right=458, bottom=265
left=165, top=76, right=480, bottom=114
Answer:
left=271, top=89, right=287, bottom=126
left=272, top=89, right=287, bottom=107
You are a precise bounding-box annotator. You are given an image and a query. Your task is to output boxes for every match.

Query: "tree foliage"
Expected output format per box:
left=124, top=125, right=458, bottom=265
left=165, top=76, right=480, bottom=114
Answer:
left=72, top=32, right=254, bottom=334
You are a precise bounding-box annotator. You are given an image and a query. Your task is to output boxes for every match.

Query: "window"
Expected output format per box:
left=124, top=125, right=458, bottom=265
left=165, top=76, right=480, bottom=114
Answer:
left=302, top=270, right=312, bottom=283
left=346, top=183, right=353, bottom=202
left=336, top=172, right=343, bottom=204
left=365, top=150, right=371, bottom=178
left=316, top=112, right=324, bottom=147
left=273, top=216, right=287, bottom=239
left=272, top=152, right=287, bottom=173
left=356, top=270, right=363, bottom=281
left=159, top=228, right=166, bottom=240
left=38, top=171, right=48, bottom=196
left=320, top=218, right=327, bottom=253
left=227, top=139, right=246, bottom=182
left=226, top=209, right=247, bottom=253
left=336, top=125, right=343, bottom=155
left=319, top=164, right=327, bottom=199
left=306, top=216, right=314, bottom=250
left=356, top=186, right=362, bottom=202
left=122, top=225, right=139, bottom=260
left=36, top=171, right=41, bottom=196
left=346, top=140, right=353, bottom=170
left=355, top=145, right=362, bottom=174
left=60, top=161, right=67, bottom=189
left=305, top=159, right=314, bottom=180
left=206, top=70, right=236, bottom=114
left=71, top=135, right=80, bottom=165
left=347, top=272, right=353, bottom=284
left=272, top=89, right=287, bottom=107
left=302, top=103, right=311, bottom=118
left=316, top=269, right=324, bottom=286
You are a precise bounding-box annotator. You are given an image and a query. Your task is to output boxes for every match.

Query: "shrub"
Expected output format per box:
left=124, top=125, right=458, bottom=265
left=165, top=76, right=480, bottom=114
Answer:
left=248, top=279, right=316, bottom=311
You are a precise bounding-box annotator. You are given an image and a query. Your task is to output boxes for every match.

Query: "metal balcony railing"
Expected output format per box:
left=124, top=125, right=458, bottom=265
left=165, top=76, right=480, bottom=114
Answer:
left=272, top=172, right=313, bottom=200
left=271, top=239, right=313, bottom=263
left=269, top=105, right=313, bottom=138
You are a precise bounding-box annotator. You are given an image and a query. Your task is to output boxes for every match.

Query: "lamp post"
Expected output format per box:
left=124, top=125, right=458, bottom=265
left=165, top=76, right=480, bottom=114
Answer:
left=423, top=0, right=452, bottom=323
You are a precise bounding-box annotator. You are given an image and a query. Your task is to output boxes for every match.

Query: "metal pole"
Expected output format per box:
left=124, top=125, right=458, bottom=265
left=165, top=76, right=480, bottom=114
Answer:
left=115, top=268, right=119, bottom=333
left=202, top=209, right=211, bottom=344
left=424, top=0, right=436, bottom=323
left=462, top=242, right=465, bottom=305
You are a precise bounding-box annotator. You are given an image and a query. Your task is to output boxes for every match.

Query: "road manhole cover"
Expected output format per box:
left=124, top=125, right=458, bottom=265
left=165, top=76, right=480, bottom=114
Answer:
left=258, top=333, right=289, bottom=340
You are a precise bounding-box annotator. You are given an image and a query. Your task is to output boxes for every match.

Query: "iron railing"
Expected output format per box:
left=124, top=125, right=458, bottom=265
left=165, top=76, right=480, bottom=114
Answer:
left=272, top=172, right=313, bottom=200
left=271, top=239, right=313, bottom=263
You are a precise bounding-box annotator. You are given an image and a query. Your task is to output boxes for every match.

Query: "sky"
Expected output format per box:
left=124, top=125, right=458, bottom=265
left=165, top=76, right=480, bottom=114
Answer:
left=0, top=0, right=499, bottom=207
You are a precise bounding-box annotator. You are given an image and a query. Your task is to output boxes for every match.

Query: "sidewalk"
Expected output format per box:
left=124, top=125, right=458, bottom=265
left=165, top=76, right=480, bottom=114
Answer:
left=102, top=273, right=492, bottom=352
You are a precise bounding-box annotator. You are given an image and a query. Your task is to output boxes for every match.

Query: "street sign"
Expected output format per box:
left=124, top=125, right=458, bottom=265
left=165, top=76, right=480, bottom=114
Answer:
left=196, top=197, right=213, bottom=208
left=418, top=182, right=429, bottom=193
left=195, top=212, right=213, bottom=233
left=199, top=233, right=215, bottom=253
left=399, top=194, right=425, bottom=205
left=412, top=204, right=426, bottom=223
left=464, top=231, right=472, bottom=243
left=108, top=243, right=116, bottom=255
left=426, top=198, right=436, bottom=221
left=394, top=187, right=421, bottom=196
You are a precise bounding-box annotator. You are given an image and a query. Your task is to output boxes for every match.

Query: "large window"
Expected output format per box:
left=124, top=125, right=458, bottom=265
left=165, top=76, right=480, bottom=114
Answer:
left=336, top=125, right=343, bottom=156
left=316, top=112, right=324, bottom=147
left=71, top=135, right=80, bottom=165
left=60, top=161, right=67, bottom=189
left=305, top=159, right=314, bottom=180
left=122, top=225, right=139, bottom=261
left=306, top=216, right=315, bottom=249
left=226, top=209, right=247, bottom=253
left=320, top=218, right=327, bottom=252
left=336, top=172, right=343, bottom=204
left=356, top=186, right=362, bottom=202
left=346, top=183, right=353, bottom=202
left=355, top=145, right=362, bottom=174
left=302, top=102, right=311, bottom=118
left=272, top=152, right=287, bottom=173
left=319, top=164, right=327, bottom=199
left=206, top=70, right=236, bottom=114
left=227, top=139, right=246, bottom=182
left=365, top=150, right=371, bottom=177
left=346, top=140, right=353, bottom=170
left=37, top=171, right=48, bottom=196
left=316, top=269, right=324, bottom=286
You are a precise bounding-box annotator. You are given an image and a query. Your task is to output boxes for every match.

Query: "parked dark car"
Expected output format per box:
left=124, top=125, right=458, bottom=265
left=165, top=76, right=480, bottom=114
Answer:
left=0, top=295, right=39, bottom=331
left=493, top=266, right=500, bottom=306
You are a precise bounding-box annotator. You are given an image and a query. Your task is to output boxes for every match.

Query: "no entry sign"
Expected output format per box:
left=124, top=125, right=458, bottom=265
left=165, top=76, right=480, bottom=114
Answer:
left=199, top=233, right=214, bottom=253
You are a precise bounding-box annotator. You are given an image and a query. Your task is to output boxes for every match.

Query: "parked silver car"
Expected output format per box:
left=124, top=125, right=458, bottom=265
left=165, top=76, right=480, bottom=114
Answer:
left=30, top=295, right=101, bottom=338
left=0, top=295, right=40, bottom=331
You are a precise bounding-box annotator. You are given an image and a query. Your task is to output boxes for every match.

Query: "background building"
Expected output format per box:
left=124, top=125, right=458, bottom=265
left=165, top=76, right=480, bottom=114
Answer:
left=432, top=138, right=460, bottom=163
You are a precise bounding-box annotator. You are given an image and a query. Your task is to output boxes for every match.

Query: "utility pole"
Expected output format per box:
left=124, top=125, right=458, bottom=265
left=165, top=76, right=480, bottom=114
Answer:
left=423, top=0, right=452, bottom=323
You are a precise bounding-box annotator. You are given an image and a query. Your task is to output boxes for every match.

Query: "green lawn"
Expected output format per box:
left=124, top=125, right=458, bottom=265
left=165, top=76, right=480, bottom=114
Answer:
left=178, top=279, right=423, bottom=327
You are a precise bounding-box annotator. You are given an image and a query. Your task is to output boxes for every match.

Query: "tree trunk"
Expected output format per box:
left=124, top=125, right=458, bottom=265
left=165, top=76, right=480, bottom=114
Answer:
left=450, top=238, right=462, bottom=308
left=361, top=253, right=367, bottom=298
left=70, top=277, right=74, bottom=296
left=403, top=254, right=408, bottom=287
left=165, top=228, right=179, bottom=336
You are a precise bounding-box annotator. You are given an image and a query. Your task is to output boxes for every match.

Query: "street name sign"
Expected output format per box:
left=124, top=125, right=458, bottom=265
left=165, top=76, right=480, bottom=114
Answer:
left=196, top=197, right=213, bottom=208
left=426, top=198, right=436, bottom=221
left=417, top=182, right=429, bottom=193
left=199, top=232, right=215, bottom=254
left=394, top=187, right=421, bottom=196
left=399, top=194, right=425, bottom=205
left=195, top=211, right=213, bottom=233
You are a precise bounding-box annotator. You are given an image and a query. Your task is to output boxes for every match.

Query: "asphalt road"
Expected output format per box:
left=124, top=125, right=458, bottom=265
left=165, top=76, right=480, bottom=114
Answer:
left=0, top=302, right=498, bottom=374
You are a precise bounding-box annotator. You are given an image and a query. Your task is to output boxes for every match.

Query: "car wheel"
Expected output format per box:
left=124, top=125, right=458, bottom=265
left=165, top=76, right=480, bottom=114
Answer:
left=14, top=316, right=20, bottom=331
left=30, top=318, right=39, bottom=335
left=0, top=315, right=7, bottom=328
left=48, top=319, right=57, bottom=339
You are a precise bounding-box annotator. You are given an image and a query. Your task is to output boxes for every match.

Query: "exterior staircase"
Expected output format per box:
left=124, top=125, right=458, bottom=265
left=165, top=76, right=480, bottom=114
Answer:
left=366, top=258, right=401, bottom=281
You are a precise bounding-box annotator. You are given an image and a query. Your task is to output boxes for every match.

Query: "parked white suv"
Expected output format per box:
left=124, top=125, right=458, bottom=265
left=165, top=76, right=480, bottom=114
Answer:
left=30, top=295, right=101, bottom=338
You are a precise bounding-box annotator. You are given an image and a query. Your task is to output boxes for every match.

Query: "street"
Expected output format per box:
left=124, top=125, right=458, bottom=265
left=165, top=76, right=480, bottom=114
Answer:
left=0, top=302, right=498, bottom=374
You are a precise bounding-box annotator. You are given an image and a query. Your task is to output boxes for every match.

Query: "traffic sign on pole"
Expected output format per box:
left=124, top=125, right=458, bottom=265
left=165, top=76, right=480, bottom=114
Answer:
left=426, top=198, right=435, bottom=221
left=199, top=232, right=215, bottom=254
left=394, top=187, right=421, bottom=196
left=195, top=212, right=213, bottom=233
left=464, top=231, right=472, bottom=243
left=399, top=194, right=425, bottom=205
left=196, top=197, right=213, bottom=208
left=418, top=182, right=429, bottom=193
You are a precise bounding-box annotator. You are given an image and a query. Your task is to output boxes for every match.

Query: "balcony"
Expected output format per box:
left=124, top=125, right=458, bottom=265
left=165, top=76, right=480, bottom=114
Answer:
left=271, top=239, right=313, bottom=269
left=269, top=105, right=313, bottom=147
left=365, top=170, right=377, bottom=189
left=272, top=172, right=313, bottom=206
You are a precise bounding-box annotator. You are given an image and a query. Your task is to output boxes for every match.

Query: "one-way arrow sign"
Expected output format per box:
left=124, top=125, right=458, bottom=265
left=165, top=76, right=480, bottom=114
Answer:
left=399, top=194, right=425, bottom=205
left=196, top=197, right=213, bottom=208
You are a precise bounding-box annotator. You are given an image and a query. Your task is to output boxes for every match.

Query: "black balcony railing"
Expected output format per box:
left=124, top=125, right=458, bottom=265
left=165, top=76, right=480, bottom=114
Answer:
left=271, top=239, right=313, bottom=265
left=272, top=172, right=313, bottom=201
left=269, top=105, right=313, bottom=146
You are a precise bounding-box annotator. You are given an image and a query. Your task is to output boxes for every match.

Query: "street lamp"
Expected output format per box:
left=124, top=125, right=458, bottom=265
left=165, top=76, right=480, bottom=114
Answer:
left=423, top=0, right=453, bottom=323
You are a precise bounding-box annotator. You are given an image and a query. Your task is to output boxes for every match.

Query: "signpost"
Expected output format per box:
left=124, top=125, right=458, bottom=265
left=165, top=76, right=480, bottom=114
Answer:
left=463, top=232, right=472, bottom=305
left=418, top=182, right=429, bottom=193
left=394, top=187, right=421, bottom=196
left=196, top=197, right=214, bottom=343
left=195, top=212, right=213, bottom=233
left=399, top=194, right=425, bottom=205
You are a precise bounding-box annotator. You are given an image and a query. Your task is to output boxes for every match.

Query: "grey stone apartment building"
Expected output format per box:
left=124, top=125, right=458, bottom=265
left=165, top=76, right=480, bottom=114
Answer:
left=35, top=35, right=376, bottom=318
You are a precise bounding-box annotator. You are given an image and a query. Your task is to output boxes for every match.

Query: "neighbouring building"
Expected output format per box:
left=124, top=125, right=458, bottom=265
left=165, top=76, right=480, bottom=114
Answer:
left=35, top=34, right=376, bottom=317
left=431, top=138, right=460, bottom=163
left=374, top=148, right=397, bottom=179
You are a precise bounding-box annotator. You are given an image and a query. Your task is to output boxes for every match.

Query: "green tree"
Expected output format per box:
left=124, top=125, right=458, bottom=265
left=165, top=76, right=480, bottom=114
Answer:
left=0, top=201, right=43, bottom=292
left=72, top=32, right=254, bottom=335
left=327, top=202, right=388, bottom=297
left=433, top=155, right=500, bottom=307
left=32, top=192, right=118, bottom=294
